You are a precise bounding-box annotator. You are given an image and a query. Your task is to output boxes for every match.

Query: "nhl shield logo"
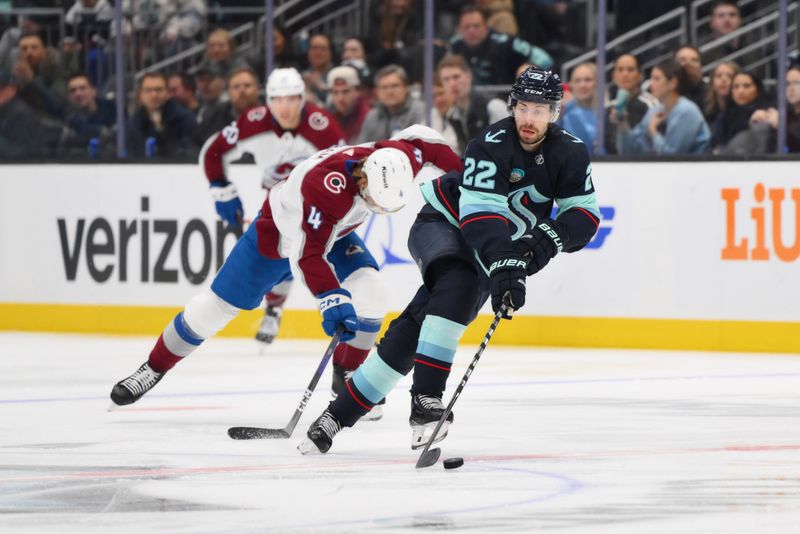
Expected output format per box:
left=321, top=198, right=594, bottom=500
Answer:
left=535, top=154, right=544, bottom=165
left=510, top=168, right=525, bottom=183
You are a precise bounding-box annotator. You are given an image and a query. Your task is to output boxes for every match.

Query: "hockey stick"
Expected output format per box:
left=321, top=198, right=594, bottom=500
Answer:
left=228, top=327, right=343, bottom=440
left=415, top=304, right=507, bottom=468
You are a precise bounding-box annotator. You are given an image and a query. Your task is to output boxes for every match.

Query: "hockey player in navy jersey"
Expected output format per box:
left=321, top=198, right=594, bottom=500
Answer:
left=109, top=125, right=462, bottom=416
left=300, top=67, right=601, bottom=454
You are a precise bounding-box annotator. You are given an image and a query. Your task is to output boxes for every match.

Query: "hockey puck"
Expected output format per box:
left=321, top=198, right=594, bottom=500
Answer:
left=443, top=457, right=464, bottom=469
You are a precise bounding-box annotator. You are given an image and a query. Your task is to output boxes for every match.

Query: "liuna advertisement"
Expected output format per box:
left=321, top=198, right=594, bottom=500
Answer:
left=0, top=161, right=797, bottom=352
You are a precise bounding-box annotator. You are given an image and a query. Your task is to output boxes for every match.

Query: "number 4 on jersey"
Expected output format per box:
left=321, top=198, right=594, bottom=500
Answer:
left=307, top=206, right=323, bottom=230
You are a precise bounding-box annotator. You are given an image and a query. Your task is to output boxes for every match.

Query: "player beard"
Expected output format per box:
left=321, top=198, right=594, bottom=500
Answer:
left=516, top=121, right=547, bottom=149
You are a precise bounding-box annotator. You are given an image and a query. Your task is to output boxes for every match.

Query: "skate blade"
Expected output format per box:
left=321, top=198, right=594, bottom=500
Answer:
left=297, top=438, right=324, bottom=455
left=410, top=421, right=449, bottom=450
left=362, top=405, right=383, bottom=422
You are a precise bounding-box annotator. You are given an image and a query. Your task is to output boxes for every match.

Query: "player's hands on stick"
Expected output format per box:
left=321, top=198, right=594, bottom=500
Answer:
left=210, top=181, right=244, bottom=230
left=317, top=288, right=359, bottom=342
left=488, top=255, right=528, bottom=319
left=513, top=218, right=568, bottom=276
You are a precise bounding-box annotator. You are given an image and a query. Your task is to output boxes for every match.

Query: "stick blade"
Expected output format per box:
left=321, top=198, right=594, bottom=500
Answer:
left=415, top=447, right=441, bottom=469
left=227, top=426, right=291, bottom=440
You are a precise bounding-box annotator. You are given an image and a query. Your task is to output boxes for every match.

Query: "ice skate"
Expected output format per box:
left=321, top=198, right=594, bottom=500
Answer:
left=298, top=409, right=342, bottom=454
left=255, top=305, right=282, bottom=344
left=409, top=393, right=454, bottom=450
left=109, top=362, right=164, bottom=409
left=331, top=364, right=384, bottom=421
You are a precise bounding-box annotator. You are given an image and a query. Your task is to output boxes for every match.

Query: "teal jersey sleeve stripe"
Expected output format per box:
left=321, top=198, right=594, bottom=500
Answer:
left=459, top=187, right=510, bottom=219
left=421, top=181, right=459, bottom=227
left=351, top=350, right=405, bottom=404
left=555, top=192, right=600, bottom=220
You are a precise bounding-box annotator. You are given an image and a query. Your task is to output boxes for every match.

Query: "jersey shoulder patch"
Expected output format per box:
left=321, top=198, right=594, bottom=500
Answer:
left=308, top=110, right=330, bottom=131
left=246, top=106, right=268, bottom=122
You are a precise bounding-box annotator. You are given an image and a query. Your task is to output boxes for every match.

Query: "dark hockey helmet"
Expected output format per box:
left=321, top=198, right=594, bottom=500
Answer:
left=507, top=67, right=563, bottom=121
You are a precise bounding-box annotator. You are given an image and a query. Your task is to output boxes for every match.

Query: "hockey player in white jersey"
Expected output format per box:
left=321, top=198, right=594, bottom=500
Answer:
left=199, top=67, right=345, bottom=346
left=110, top=125, right=463, bottom=417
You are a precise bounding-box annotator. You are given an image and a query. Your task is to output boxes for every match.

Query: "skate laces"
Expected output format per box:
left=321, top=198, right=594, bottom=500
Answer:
left=120, top=364, right=162, bottom=396
left=416, top=394, right=444, bottom=411
left=317, top=411, right=342, bottom=438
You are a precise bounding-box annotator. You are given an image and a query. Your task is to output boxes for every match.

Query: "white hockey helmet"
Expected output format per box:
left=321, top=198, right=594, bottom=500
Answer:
left=266, top=67, right=305, bottom=105
left=360, top=147, right=414, bottom=214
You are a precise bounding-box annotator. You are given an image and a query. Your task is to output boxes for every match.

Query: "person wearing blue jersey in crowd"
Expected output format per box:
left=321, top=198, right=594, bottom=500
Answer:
left=559, top=62, right=598, bottom=154
left=300, top=67, right=600, bottom=454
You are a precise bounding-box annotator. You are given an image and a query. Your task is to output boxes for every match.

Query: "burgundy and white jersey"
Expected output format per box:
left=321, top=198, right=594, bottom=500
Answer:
left=199, top=103, right=345, bottom=189
left=255, top=125, right=464, bottom=296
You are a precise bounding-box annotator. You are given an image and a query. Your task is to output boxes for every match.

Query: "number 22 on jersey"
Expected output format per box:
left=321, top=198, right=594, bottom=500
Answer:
left=462, top=157, right=497, bottom=190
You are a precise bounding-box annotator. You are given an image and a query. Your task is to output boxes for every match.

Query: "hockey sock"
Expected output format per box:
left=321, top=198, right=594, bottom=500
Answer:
left=411, top=315, right=467, bottom=396
left=332, top=316, right=382, bottom=370
left=265, top=278, right=292, bottom=308
left=329, top=350, right=403, bottom=426
left=148, top=312, right=204, bottom=373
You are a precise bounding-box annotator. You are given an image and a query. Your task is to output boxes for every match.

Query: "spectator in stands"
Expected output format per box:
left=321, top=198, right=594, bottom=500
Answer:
left=64, top=73, right=116, bottom=150
left=194, top=66, right=262, bottom=145
left=477, top=0, right=518, bottom=36
left=168, top=72, right=200, bottom=116
left=704, top=61, right=739, bottom=125
left=195, top=61, right=227, bottom=118
left=0, top=67, right=63, bottom=158
left=516, top=0, right=584, bottom=65
left=437, top=54, right=490, bottom=153
left=273, top=24, right=299, bottom=69
left=356, top=64, right=425, bottom=143
left=709, top=0, right=742, bottom=39
left=674, top=45, right=707, bottom=112
left=366, top=0, right=424, bottom=69
left=431, top=73, right=459, bottom=151
left=12, top=32, right=68, bottom=121
left=325, top=65, right=370, bottom=144
left=711, top=71, right=771, bottom=152
left=127, top=72, right=196, bottom=158
left=158, top=0, right=207, bottom=55
left=616, top=59, right=710, bottom=155
left=704, top=1, right=759, bottom=70
left=197, top=28, right=248, bottom=78
left=340, top=36, right=372, bottom=87
left=450, top=5, right=553, bottom=86
left=560, top=62, right=598, bottom=154
left=303, top=33, right=335, bottom=105
left=0, top=18, right=40, bottom=71
left=604, top=53, right=658, bottom=154
left=65, top=0, right=113, bottom=26
left=745, top=65, right=800, bottom=153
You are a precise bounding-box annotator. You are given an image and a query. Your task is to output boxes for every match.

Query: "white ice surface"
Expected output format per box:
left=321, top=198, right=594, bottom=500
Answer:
left=1, top=332, right=800, bottom=533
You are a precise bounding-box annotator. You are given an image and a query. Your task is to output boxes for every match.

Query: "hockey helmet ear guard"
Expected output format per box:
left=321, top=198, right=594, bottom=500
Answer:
left=507, top=67, right=563, bottom=121
left=266, top=67, right=306, bottom=107
left=360, top=147, right=414, bottom=214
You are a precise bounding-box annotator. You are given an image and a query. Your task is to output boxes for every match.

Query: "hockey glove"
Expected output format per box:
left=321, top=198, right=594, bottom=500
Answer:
left=210, top=181, right=244, bottom=230
left=317, top=288, right=359, bottom=342
left=513, top=218, right=568, bottom=276
left=488, top=255, right=528, bottom=319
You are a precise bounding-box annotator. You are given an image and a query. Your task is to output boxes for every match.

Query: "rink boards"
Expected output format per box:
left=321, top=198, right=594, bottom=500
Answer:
left=0, top=161, right=798, bottom=353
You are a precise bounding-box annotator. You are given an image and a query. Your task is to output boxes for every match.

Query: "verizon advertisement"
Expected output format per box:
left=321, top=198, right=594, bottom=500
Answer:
left=0, top=161, right=797, bottom=322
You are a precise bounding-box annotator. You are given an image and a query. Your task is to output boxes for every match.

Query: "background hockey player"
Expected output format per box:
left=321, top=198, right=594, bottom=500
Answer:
left=300, top=67, right=600, bottom=454
left=199, top=67, right=344, bottom=345
left=110, top=125, right=462, bottom=420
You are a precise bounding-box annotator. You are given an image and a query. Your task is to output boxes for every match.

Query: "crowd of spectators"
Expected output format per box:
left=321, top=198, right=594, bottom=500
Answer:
left=0, top=0, right=798, bottom=160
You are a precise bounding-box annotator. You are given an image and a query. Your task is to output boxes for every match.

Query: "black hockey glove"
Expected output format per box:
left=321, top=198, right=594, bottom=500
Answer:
left=488, top=255, right=528, bottom=319
left=513, top=218, right=568, bottom=276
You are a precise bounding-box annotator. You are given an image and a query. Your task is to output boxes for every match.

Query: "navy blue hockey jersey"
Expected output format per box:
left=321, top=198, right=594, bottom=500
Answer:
left=420, top=117, right=600, bottom=273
